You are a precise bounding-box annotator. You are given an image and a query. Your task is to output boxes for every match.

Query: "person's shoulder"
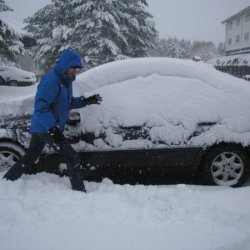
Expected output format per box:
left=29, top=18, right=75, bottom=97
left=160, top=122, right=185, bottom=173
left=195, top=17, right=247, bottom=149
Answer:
left=37, top=70, right=61, bottom=93
left=41, top=69, right=57, bottom=82
left=40, top=70, right=60, bottom=86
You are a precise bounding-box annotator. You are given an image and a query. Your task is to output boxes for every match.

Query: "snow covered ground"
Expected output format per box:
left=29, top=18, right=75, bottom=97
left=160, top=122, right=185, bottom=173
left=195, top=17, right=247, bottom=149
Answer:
left=1, top=172, right=250, bottom=250
left=1, top=58, right=250, bottom=250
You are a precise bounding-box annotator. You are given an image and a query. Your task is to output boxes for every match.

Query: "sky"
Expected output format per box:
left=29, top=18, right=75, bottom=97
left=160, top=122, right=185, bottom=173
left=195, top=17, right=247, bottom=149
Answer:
left=2, top=0, right=250, bottom=45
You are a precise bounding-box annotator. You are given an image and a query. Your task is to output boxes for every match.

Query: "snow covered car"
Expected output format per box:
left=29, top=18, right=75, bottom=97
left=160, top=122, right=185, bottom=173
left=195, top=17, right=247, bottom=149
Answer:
left=0, top=66, right=36, bottom=86
left=1, top=58, right=250, bottom=187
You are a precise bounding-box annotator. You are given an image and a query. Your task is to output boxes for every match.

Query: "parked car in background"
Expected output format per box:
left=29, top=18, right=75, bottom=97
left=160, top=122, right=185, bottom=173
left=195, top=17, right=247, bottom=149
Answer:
left=242, top=75, right=250, bottom=81
left=0, top=66, right=36, bottom=86
left=1, top=58, right=250, bottom=187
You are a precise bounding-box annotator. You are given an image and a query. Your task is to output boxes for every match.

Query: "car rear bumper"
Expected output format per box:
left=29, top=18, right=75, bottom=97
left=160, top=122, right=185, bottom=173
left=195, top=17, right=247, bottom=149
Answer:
left=17, top=81, right=36, bottom=86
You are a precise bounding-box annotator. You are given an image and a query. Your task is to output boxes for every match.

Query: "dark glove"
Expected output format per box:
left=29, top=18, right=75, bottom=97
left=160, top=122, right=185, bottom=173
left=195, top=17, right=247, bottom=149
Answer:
left=48, top=127, right=65, bottom=146
left=84, top=94, right=102, bottom=106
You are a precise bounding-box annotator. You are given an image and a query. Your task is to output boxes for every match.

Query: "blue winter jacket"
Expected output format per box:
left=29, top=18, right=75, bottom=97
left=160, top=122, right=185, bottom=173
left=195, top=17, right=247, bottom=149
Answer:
left=30, top=50, right=85, bottom=133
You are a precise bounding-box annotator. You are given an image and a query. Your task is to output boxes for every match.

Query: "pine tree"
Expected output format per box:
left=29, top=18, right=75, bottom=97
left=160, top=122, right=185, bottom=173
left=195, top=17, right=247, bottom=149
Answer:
left=0, top=0, right=12, bottom=11
left=120, top=0, right=157, bottom=57
left=191, top=41, right=219, bottom=61
left=179, top=39, right=191, bottom=58
left=140, top=0, right=148, bottom=6
left=25, top=0, right=158, bottom=70
left=0, top=0, right=26, bottom=65
left=70, top=0, right=129, bottom=68
left=24, top=3, right=65, bottom=70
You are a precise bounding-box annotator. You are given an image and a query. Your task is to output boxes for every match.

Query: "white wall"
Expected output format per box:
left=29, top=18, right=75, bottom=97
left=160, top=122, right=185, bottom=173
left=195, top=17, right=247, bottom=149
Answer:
left=225, top=11, right=250, bottom=53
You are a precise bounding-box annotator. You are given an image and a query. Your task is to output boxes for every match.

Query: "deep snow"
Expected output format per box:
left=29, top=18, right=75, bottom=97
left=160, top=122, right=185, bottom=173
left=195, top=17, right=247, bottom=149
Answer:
left=1, top=173, right=250, bottom=250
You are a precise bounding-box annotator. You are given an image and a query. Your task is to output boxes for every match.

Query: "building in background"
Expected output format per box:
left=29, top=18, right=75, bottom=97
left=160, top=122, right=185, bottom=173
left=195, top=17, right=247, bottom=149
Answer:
left=222, top=6, right=250, bottom=55
left=207, top=6, right=250, bottom=79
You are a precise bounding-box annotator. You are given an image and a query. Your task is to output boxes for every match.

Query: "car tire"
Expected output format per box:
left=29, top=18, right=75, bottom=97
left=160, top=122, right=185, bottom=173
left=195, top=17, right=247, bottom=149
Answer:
left=0, top=142, right=25, bottom=172
left=201, top=144, right=249, bottom=187
left=8, top=80, right=18, bottom=87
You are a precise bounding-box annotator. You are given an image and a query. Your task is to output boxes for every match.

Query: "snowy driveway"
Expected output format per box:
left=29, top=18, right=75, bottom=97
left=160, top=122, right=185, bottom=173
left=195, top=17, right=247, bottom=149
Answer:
left=1, top=173, right=250, bottom=250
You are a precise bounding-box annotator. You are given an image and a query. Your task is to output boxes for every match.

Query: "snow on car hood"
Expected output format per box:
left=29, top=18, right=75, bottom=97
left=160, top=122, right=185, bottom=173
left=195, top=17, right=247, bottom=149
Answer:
left=74, top=58, right=250, bottom=148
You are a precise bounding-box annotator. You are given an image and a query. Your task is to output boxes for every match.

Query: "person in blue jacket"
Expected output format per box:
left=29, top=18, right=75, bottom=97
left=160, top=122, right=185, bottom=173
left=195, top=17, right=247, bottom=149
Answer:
left=3, top=50, right=102, bottom=192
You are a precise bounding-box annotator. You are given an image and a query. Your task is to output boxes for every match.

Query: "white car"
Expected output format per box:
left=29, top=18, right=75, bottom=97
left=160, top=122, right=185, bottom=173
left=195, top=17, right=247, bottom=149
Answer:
left=0, top=66, right=37, bottom=86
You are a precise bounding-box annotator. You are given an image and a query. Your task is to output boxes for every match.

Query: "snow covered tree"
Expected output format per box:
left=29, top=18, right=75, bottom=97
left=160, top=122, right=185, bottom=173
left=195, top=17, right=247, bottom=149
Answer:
left=150, top=38, right=169, bottom=57
left=179, top=39, right=191, bottom=58
left=165, top=37, right=180, bottom=58
left=0, top=0, right=12, bottom=11
left=140, top=0, right=148, bottom=6
left=191, top=41, right=219, bottom=61
left=25, top=0, right=158, bottom=70
left=24, top=4, right=63, bottom=70
left=70, top=0, right=129, bottom=68
left=119, top=0, right=157, bottom=57
left=151, top=37, right=191, bottom=59
left=0, top=0, right=26, bottom=65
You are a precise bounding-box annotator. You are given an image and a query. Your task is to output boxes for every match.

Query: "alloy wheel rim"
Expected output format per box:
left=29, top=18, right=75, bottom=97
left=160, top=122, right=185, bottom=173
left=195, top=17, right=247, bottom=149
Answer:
left=0, top=150, right=19, bottom=172
left=211, top=152, right=244, bottom=186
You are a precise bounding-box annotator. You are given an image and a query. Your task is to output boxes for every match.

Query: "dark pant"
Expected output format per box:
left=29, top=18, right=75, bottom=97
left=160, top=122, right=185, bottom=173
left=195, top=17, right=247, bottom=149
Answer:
left=3, top=133, right=86, bottom=192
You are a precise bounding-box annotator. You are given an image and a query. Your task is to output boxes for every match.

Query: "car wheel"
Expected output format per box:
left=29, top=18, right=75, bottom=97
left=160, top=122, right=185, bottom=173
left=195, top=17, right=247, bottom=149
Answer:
left=8, top=80, right=18, bottom=86
left=201, top=144, right=249, bottom=187
left=0, top=142, right=25, bottom=172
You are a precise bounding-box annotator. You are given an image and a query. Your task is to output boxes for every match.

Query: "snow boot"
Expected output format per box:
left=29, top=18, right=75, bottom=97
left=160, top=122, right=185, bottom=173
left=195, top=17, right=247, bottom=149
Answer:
left=69, top=164, right=86, bottom=192
left=58, top=144, right=86, bottom=192
left=3, top=162, right=24, bottom=181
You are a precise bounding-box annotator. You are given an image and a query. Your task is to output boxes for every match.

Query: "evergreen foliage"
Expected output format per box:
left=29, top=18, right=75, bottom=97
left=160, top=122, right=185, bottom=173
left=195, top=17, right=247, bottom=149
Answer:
left=152, top=37, right=191, bottom=59
left=152, top=37, right=222, bottom=61
left=0, top=0, right=26, bottom=65
left=25, top=0, right=158, bottom=70
left=191, top=41, right=219, bottom=61
left=0, top=0, right=12, bottom=11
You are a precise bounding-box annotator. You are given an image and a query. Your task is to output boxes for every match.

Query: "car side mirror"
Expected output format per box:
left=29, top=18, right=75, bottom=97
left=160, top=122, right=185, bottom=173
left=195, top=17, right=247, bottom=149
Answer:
left=67, top=111, right=81, bottom=126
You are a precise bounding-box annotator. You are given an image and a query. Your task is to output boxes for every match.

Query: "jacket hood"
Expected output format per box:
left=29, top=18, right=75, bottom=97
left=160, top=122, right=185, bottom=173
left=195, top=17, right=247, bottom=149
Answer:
left=55, top=50, right=83, bottom=83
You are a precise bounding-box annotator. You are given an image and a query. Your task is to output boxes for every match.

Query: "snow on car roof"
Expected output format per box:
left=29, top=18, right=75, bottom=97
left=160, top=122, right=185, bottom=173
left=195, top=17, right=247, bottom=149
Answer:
left=75, top=58, right=250, bottom=148
left=76, top=57, right=247, bottom=93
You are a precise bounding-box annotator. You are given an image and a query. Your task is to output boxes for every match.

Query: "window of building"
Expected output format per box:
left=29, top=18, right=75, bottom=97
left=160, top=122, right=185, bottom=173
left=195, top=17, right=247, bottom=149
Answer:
left=236, top=35, right=240, bottom=43
left=228, top=38, right=232, bottom=45
left=245, top=32, right=249, bottom=41
left=236, top=17, right=240, bottom=26
left=228, top=21, right=232, bottom=30
left=246, top=12, right=250, bottom=22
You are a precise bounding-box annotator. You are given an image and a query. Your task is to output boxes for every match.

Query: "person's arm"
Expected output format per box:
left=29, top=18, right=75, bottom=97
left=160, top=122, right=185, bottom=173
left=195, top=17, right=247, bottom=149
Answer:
left=71, top=96, right=86, bottom=109
left=71, top=94, right=102, bottom=109
left=33, top=80, right=60, bottom=131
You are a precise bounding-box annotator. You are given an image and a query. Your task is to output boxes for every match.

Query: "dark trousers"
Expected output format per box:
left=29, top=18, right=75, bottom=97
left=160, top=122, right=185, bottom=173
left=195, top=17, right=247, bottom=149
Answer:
left=3, top=133, right=85, bottom=192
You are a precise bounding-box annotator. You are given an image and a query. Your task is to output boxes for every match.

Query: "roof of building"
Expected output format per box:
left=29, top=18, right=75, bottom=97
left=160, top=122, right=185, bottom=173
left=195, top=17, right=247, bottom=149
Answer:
left=222, top=6, right=250, bottom=24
